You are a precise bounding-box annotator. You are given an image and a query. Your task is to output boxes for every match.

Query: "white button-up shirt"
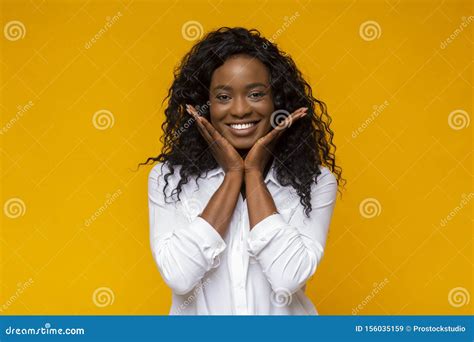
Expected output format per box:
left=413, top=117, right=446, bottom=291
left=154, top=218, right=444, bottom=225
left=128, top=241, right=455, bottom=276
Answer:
left=148, top=159, right=338, bottom=315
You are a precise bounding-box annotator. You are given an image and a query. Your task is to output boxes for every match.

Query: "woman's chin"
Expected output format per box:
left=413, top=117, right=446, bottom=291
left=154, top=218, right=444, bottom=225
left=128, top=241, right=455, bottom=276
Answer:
left=228, top=137, right=257, bottom=150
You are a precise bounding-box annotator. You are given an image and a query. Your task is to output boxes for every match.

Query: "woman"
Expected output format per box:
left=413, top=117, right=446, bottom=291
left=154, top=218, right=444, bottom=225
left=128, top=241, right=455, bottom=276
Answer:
left=144, top=27, right=344, bottom=315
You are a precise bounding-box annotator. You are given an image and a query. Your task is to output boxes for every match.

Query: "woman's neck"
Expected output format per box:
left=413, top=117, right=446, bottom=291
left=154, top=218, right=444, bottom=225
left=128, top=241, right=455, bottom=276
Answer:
left=237, top=149, right=249, bottom=159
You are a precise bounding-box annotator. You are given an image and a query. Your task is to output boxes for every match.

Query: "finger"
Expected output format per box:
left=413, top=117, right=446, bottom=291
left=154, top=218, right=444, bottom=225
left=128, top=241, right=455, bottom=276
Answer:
left=186, top=104, right=202, bottom=120
left=263, top=108, right=308, bottom=144
left=197, top=119, right=214, bottom=145
left=289, top=107, right=308, bottom=120
left=291, top=111, right=307, bottom=122
left=186, top=105, right=213, bottom=144
left=186, top=104, right=212, bottom=131
left=278, top=107, right=308, bottom=129
left=197, top=120, right=214, bottom=145
left=186, top=106, right=227, bottom=158
left=293, top=106, right=308, bottom=114
left=273, top=108, right=305, bottom=129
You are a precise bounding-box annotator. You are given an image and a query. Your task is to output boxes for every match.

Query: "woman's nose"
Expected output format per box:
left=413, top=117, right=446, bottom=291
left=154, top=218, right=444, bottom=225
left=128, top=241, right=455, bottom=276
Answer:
left=231, top=96, right=251, bottom=117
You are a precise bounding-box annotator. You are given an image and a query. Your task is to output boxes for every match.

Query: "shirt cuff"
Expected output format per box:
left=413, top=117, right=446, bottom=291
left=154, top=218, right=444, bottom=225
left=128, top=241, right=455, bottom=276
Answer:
left=247, top=213, right=288, bottom=256
left=189, top=216, right=227, bottom=268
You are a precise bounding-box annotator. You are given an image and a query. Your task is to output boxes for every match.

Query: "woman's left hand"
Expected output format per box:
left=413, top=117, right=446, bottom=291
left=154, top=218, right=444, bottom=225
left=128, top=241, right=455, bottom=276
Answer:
left=244, top=107, right=308, bottom=176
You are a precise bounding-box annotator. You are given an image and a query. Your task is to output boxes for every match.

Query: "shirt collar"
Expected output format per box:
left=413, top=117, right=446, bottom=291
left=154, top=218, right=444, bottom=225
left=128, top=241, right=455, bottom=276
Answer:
left=205, top=159, right=279, bottom=186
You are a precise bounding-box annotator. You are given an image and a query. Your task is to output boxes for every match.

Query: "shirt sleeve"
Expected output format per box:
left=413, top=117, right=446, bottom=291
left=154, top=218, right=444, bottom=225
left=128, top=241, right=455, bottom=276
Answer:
left=148, top=163, right=227, bottom=295
left=246, top=167, right=338, bottom=294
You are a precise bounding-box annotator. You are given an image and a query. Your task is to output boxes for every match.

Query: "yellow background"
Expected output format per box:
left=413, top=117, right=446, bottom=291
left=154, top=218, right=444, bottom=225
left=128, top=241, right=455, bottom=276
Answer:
left=0, top=0, right=472, bottom=315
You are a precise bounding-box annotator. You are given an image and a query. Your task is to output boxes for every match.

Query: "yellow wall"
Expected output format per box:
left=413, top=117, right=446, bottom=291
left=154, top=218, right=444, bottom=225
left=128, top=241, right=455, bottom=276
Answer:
left=0, top=0, right=472, bottom=315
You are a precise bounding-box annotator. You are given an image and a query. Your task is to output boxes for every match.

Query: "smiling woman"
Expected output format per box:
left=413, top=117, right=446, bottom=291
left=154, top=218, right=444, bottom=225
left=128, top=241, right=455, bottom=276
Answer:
left=140, top=27, right=345, bottom=315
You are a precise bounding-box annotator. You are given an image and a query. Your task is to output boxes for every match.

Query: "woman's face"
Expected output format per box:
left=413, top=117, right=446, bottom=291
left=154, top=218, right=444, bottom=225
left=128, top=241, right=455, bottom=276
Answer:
left=209, top=54, right=274, bottom=151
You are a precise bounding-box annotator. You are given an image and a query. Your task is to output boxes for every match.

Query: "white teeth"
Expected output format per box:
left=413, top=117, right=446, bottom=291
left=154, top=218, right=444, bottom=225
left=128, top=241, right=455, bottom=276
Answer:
left=230, top=122, right=256, bottom=130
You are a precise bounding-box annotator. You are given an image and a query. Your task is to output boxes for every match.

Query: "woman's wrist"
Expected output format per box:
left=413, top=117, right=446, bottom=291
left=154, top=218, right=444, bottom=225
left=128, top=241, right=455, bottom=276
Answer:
left=244, top=169, right=264, bottom=182
left=224, top=169, right=244, bottom=183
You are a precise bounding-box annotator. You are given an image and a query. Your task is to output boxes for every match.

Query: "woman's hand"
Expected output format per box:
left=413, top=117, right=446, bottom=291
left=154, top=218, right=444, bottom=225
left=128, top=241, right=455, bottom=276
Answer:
left=186, top=104, right=244, bottom=176
left=244, top=107, right=308, bottom=176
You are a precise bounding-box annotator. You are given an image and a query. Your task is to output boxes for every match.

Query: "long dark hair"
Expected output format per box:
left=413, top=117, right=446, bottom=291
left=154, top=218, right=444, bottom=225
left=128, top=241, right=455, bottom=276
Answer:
left=140, top=27, right=345, bottom=217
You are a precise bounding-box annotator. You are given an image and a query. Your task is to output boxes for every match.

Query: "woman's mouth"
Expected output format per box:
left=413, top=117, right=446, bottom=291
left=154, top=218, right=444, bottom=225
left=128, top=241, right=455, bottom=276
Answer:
left=226, top=120, right=260, bottom=136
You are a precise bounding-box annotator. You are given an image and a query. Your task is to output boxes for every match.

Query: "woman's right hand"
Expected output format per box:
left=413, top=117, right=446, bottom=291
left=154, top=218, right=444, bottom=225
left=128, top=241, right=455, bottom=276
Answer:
left=186, top=104, right=244, bottom=176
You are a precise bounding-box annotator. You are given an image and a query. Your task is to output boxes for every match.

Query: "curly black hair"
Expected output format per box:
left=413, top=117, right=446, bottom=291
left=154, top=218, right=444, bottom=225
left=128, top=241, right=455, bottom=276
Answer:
left=140, top=26, right=345, bottom=217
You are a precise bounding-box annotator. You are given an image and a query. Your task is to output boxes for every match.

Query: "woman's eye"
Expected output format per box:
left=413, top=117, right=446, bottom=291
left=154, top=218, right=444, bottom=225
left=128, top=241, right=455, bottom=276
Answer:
left=216, top=94, right=230, bottom=101
left=249, top=92, right=265, bottom=99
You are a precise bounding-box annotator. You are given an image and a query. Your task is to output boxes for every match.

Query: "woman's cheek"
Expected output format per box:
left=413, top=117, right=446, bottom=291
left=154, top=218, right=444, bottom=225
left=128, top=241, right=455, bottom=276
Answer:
left=261, top=118, right=272, bottom=134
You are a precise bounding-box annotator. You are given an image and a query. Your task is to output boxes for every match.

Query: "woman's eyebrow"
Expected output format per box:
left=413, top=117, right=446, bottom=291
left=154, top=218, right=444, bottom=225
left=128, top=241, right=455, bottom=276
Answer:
left=212, top=82, right=268, bottom=91
left=245, top=82, right=268, bottom=89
